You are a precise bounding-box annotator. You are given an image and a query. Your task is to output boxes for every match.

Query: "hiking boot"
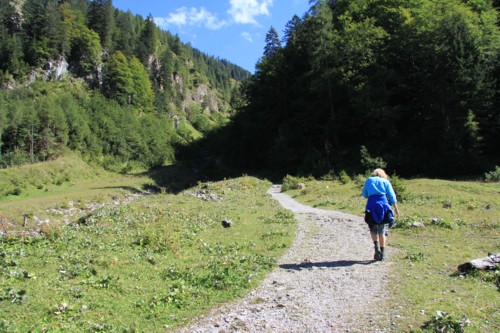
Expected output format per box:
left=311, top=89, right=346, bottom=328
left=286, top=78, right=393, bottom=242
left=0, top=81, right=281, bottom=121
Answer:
left=374, top=250, right=382, bottom=260
left=380, top=247, right=386, bottom=261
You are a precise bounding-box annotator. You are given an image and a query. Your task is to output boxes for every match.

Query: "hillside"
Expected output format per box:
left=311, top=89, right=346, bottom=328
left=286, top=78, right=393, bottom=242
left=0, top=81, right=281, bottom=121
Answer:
left=0, top=0, right=250, bottom=169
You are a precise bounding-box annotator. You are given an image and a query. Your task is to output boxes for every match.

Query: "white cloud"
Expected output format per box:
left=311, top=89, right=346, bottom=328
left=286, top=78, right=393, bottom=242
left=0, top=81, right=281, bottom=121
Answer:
left=228, top=0, right=273, bottom=25
left=241, top=32, right=253, bottom=42
left=154, top=7, right=227, bottom=30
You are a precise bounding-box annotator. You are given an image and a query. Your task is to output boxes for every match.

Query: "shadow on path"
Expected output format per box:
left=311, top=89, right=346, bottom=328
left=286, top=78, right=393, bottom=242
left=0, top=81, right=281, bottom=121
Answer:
left=280, top=260, right=375, bottom=270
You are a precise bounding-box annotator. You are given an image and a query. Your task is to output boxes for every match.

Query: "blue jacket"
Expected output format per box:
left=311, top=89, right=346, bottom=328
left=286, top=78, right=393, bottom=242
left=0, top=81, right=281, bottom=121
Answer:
left=365, top=194, right=393, bottom=224
left=362, top=176, right=397, bottom=205
left=362, top=176, right=397, bottom=224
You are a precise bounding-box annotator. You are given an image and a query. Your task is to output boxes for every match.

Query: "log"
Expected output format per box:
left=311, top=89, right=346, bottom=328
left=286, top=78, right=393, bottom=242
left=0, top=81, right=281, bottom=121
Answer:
left=458, top=253, right=500, bottom=272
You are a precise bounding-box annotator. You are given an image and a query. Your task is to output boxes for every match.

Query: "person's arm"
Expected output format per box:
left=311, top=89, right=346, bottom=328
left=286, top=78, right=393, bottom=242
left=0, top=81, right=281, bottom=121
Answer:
left=393, top=202, right=400, bottom=218
left=362, top=182, right=369, bottom=198
left=385, top=180, right=398, bottom=206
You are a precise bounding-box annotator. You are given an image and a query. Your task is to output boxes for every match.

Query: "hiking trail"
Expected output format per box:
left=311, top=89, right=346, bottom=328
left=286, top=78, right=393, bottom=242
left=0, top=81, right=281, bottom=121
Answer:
left=174, top=185, right=393, bottom=332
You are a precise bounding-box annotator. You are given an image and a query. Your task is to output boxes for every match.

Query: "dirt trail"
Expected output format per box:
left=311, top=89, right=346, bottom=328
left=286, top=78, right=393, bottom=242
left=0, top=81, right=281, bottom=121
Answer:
left=174, top=185, right=392, bottom=332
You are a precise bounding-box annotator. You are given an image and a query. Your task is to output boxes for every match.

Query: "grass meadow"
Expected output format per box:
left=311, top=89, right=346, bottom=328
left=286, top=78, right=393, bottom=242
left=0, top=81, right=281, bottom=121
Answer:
left=0, top=158, right=296, bottom=331
left=1, top=156, right=499, bottom=332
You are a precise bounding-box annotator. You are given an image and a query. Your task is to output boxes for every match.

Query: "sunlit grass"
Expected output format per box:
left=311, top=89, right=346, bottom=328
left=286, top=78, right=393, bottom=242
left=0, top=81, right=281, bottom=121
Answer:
left=0, top=176, right=296, bottom=331
left=0, top=154, right=153, bottom=229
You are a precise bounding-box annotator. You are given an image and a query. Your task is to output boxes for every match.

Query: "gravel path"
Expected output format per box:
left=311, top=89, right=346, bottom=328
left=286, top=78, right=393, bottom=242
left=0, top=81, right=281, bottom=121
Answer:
left=174, top=185, right=393, bottom=332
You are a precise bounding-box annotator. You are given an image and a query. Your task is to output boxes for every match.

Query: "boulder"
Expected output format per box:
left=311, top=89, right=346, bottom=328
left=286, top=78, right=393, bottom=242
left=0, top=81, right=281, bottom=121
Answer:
left=458, top=253, right=500, bottom=272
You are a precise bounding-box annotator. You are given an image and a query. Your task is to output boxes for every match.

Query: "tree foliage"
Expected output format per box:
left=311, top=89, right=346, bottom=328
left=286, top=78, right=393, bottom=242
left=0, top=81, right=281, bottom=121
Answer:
left=197, top=0, right=500, bottom=178
left=87, top=0, right=114, bottom=50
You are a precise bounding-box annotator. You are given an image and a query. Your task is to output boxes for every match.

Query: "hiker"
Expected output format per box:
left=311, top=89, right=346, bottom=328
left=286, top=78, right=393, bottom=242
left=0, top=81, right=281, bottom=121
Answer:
left=362, top=168, right=400, bottom=261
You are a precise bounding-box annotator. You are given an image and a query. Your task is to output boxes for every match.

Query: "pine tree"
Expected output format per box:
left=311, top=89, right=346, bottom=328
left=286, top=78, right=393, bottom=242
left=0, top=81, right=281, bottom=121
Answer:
left=263, top=26, right=281, bottom=59
left=87, top=0, right=114, bottom=50
left=129, top=57, right=154, bottom=112
left=136, top=14, right=158, bottom=65
left=102, top=51, right=133, bottom=105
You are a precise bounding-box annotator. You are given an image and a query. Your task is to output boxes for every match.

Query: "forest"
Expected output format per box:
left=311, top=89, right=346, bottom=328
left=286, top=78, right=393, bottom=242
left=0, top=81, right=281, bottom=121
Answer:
left=1, top=0, right=500, bottom=180
left=185, top=0, right=500, bottom=179
left=0, top=0, right=249, bottom=171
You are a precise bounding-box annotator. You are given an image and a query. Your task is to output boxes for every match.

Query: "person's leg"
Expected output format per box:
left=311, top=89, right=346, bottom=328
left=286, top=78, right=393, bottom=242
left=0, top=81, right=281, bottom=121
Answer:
left=369, top=226, right=381, bottom=260
left=378, top=226, right=387, bottom=260
left=378, top=233, right=386, bottom=247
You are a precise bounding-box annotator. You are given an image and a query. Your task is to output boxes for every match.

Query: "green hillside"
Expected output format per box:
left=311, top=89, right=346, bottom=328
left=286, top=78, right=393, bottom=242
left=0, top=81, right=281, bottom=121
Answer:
left=0, top=0, right=250, bottom=170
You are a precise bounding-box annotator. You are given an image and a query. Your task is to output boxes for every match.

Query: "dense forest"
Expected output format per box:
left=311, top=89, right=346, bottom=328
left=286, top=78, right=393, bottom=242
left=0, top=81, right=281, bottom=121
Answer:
left=0, top=0, right=250, bottom=171
left=185, top=0, right=500, bottom=179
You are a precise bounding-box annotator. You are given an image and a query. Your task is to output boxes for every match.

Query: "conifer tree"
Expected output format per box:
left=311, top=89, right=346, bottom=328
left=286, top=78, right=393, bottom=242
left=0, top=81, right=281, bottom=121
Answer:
left=263, top=26, right=281, bottom=59
left=87, top=0, right=114, bottom=50
left=102, top=51, right=133, bottom=105
left=136, top=14, right=158, bottom=65
left=129, top=57, right=154, bottom=112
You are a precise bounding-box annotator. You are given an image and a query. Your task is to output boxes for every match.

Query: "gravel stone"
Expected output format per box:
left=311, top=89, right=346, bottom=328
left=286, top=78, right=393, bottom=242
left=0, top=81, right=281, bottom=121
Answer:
left=173, top=185, right=392, bottom=332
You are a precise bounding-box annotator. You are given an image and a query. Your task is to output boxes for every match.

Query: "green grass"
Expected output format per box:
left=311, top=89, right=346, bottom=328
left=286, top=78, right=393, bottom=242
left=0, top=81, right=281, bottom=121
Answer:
left=2, top=158, right=498, bottom=332
left=0, top=154, right=155, bottom=230
left=0, top=174, right=296, bottom=332
left=283, top=177, right=500, bottom=332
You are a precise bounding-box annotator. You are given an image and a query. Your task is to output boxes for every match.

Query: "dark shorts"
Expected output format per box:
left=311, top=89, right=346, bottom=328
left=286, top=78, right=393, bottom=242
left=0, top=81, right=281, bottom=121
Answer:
left=369, top=223, right=386, bottom=235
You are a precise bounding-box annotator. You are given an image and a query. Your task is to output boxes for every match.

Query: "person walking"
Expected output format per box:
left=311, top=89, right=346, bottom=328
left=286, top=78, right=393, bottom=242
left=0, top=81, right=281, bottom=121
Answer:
left=362, top=168, right=400, bottom=261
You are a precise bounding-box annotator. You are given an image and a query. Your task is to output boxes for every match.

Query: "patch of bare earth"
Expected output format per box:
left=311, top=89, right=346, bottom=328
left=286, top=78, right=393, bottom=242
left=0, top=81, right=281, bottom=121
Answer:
left=173, top=185, right=394, bottom=332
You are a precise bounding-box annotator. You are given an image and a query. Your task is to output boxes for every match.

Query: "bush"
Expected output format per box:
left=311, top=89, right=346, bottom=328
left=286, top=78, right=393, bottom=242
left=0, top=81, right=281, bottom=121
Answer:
left=431, top=218, right=456, bottom=229
left=11, top=187, right=22, bottom=196
left=320, top=170, right=336, bottom=181
left=421, top=311, right=469, bottom=333
left=282, top=175, right=301, bottom=191
left=354, top=174, right=366, bottom=189
left=338, top=170, right=351, bottom=184
left=391, top=173, right=408, bottom=202
left=360, top=145, right=386, bottom=172
left=484, top=166, right=500, bottom=182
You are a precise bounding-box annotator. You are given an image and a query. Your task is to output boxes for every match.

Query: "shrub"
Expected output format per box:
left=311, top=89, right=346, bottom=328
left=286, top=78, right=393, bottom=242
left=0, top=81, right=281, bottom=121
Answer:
left=360, top=145, right=386, bottom=172
left=282, top=175, right=301, bottom=191
left=338, top=170, right=351, bottom=184
left=354, top=174, right=366, bottom=189
left=484, top=166, right=500, bottom=182
left=391, top=173, right=409, bottom=202
left=320, top=170, right=336, bottom=181
left=405, top=252, right=426, bottom=262
left=431, top=218, right=456, bottom=229
left=393, top=215, right=423, bottom=229
left=421, top=311, right=469, bottom=333
left=11, top=187, right=22, bottom=196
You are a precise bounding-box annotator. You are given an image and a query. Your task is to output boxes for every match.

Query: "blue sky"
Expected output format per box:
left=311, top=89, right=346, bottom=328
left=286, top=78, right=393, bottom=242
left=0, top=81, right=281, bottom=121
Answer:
left=113, top=0, right=311, bottom=73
